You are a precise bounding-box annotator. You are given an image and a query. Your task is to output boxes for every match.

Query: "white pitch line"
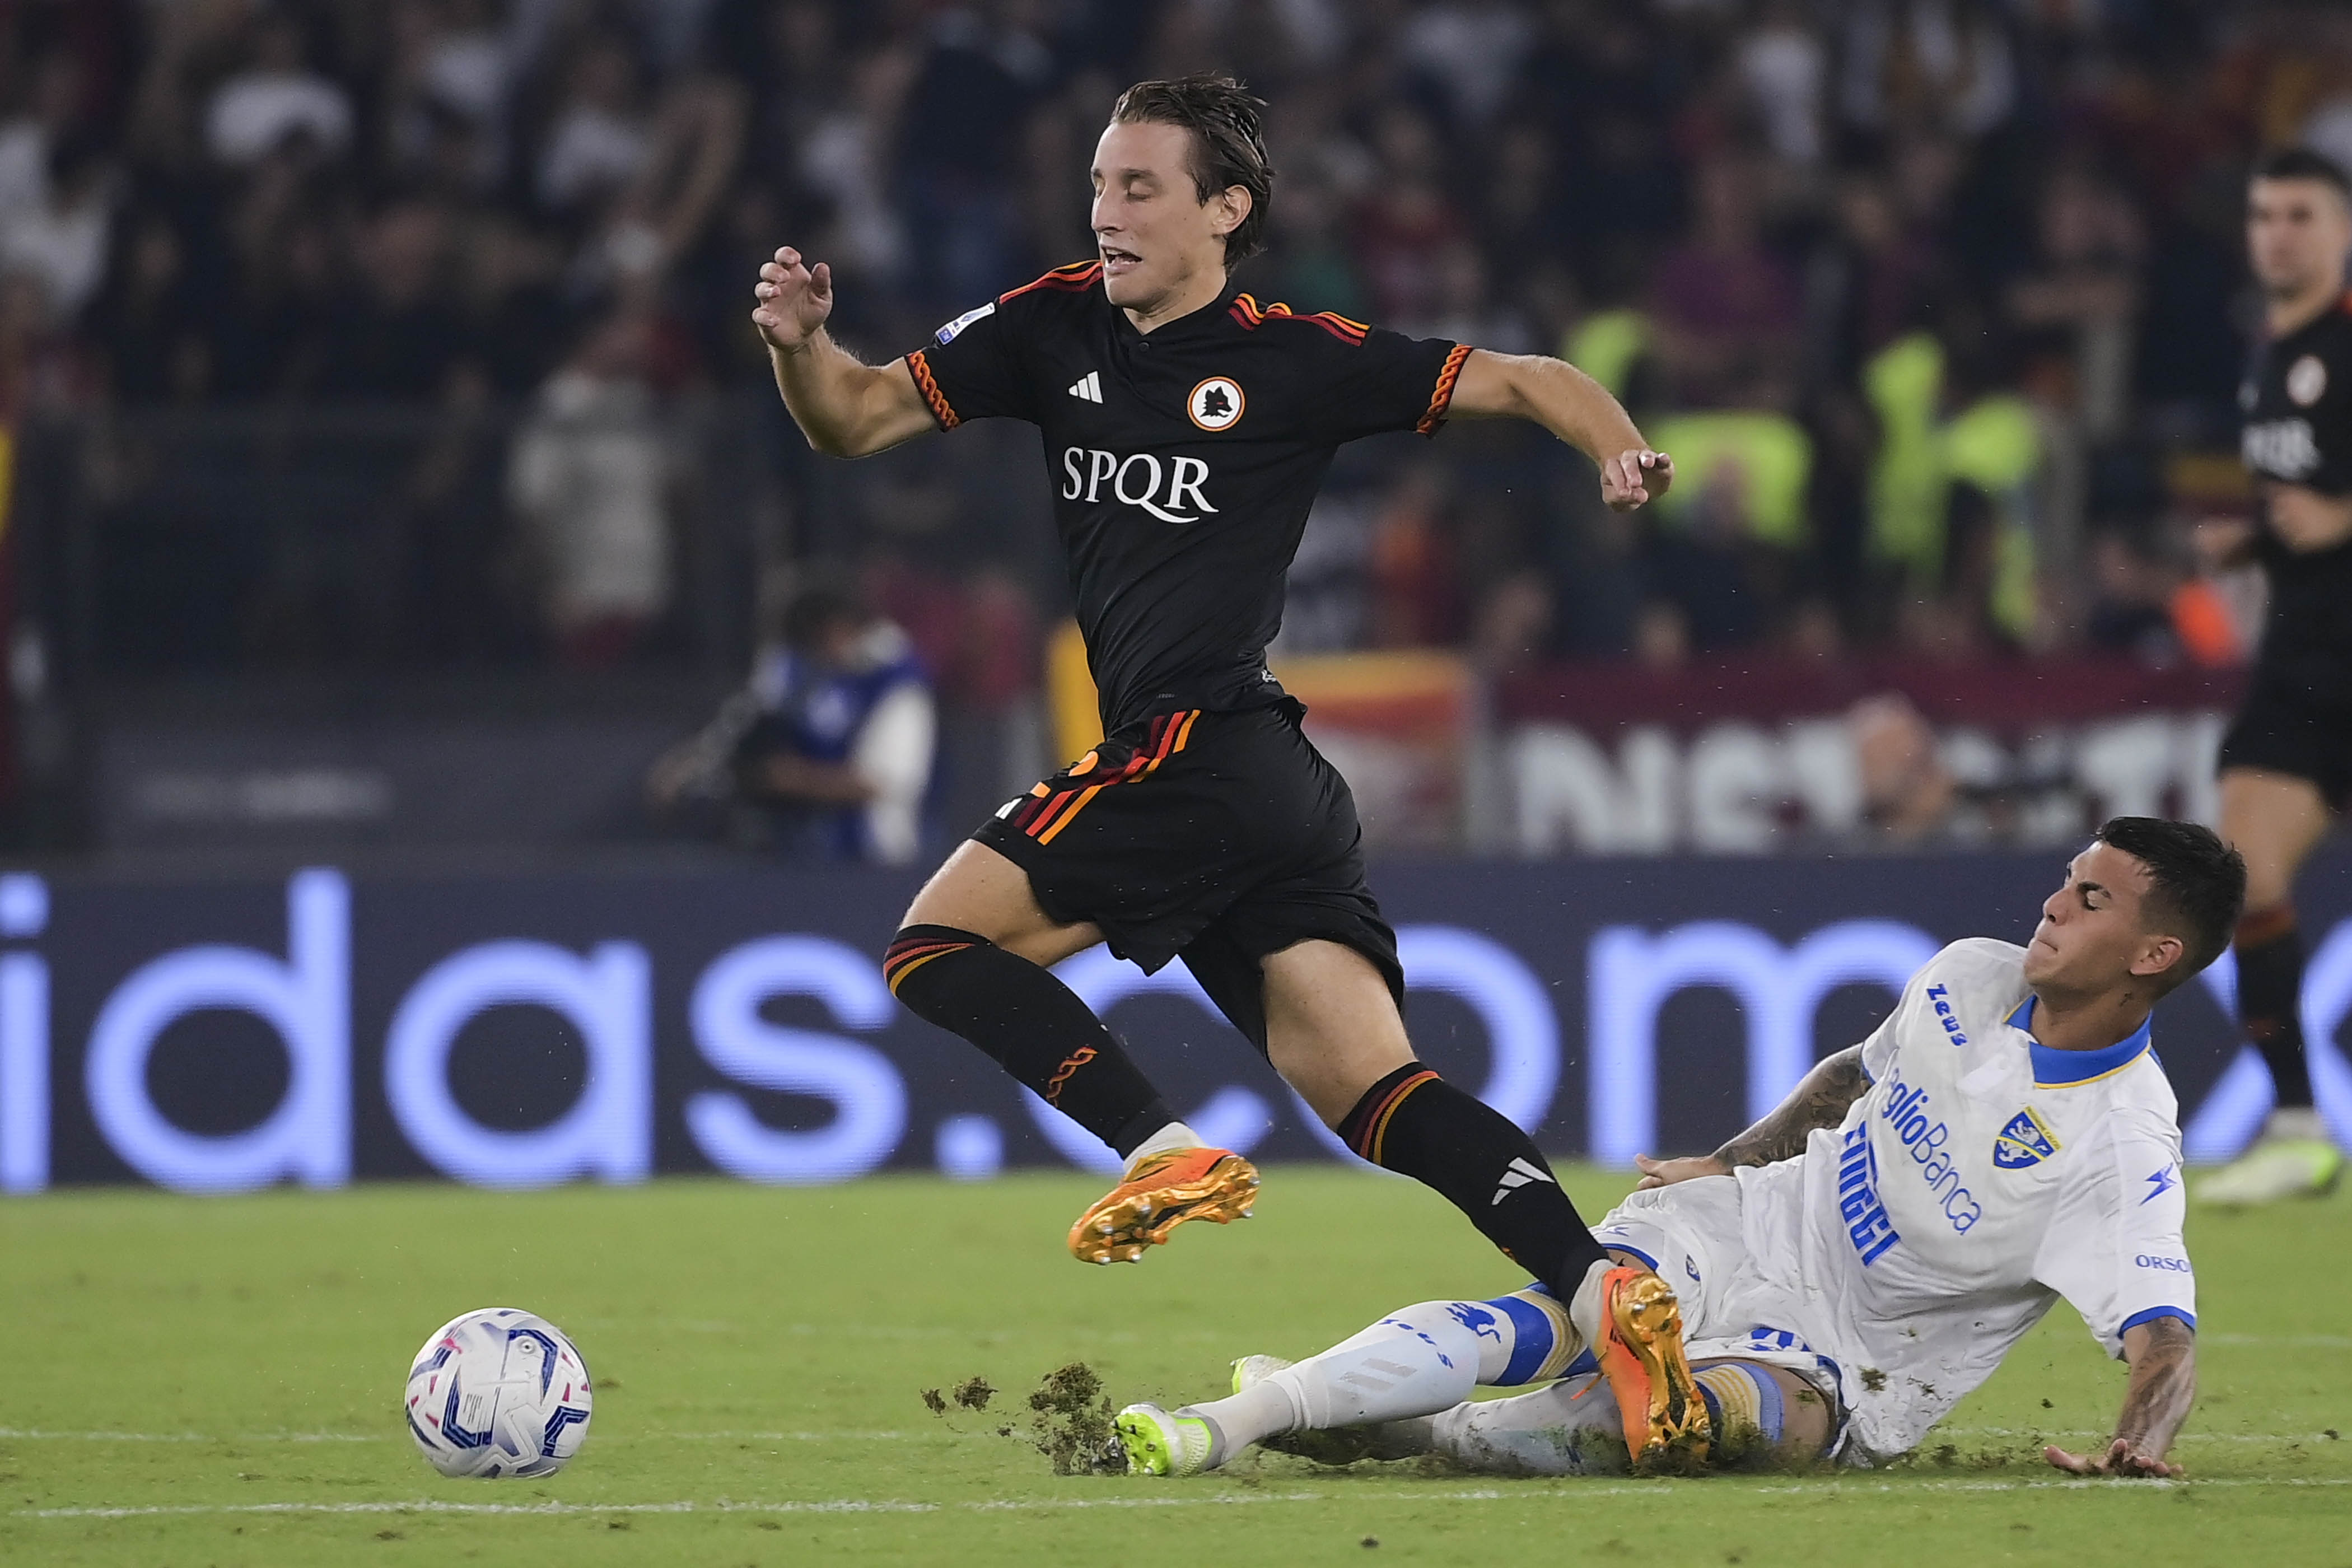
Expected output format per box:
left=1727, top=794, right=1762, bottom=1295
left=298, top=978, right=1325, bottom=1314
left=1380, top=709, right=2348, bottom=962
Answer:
left=20, top=1477, right=2352, bottom=1522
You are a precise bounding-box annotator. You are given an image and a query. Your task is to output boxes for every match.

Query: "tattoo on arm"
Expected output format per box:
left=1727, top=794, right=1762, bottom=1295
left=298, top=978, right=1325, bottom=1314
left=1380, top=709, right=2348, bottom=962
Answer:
left=1711, top=1045, right=1871, bottom=1169
left=2116, top=1316, right=2197, bottom=1457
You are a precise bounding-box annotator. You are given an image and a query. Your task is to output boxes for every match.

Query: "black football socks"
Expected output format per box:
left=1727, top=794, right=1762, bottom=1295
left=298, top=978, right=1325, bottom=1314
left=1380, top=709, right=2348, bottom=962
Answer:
left=1340, top=1061, right=1612, bottom=1299
left=885, top=925, right=1174, bottom=1158
left=2236, top=906, right=2313, bottom=1109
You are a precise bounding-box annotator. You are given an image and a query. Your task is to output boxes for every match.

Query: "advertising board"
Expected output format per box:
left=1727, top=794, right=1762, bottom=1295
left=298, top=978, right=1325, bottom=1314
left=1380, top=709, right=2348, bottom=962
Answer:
left=3, top=852, right=2344, bottom=1192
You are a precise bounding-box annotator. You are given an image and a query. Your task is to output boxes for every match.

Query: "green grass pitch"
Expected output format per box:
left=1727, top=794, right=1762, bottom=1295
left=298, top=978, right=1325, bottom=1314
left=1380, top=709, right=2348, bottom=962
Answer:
left=3, top=1166, right=2348, bottom=1567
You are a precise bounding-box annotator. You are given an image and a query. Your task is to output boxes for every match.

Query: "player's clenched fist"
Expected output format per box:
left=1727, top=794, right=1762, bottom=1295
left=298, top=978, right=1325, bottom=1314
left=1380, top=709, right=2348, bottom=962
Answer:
left=1601, top=448, right=1673, bottom=512
left=752, top=246, right=834, bottom=353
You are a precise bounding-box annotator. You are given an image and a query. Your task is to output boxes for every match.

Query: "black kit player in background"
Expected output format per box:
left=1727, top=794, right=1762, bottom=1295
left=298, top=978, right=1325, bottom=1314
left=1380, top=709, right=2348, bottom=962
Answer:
left=752, top=76, right=1710, bottom=1460
left=2197, top=146, right=2352, bottom=1207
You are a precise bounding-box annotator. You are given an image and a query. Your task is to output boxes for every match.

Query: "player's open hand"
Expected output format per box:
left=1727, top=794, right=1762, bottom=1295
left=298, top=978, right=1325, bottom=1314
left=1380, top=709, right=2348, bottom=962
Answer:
left=1601, top=449, right=1672, bottom=512
left=752, top=246, right=834, bottom=353
left=1634, top=1152, right=1729, bottom=1189
left=2042, top=1439, right=2183, bottom=1479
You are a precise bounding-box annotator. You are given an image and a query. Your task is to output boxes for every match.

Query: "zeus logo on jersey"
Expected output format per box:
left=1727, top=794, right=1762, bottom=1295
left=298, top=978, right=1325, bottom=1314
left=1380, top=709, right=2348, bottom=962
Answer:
left=1923, top=984, right=1970, bottom=1046
left=1991, top=1106, right=2060, bottom=1169
left=1877, top=1071, right=1984, bottom=1232
left=2243, top=418, right=2322, bottom=479
left=1060, top=448, right=1218, bottom=524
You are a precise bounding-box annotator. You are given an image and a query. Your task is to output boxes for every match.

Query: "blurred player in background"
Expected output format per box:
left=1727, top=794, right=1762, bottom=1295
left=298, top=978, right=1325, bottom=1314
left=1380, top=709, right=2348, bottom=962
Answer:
left=751, top=74, right=1704, bottom=1460
left=1118, top=819, right=2239, bottom=1481
left=2200, top=147, right=2352, bottom=1206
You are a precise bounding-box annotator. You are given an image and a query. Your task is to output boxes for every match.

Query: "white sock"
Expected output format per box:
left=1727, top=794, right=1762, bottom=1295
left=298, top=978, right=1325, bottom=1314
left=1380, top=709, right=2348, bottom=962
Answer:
left=2265, top=1106, right=2327, bottom=1144
left=1564, top=1256, right=1615, bottom=1357
left=1183, top=1301, right=1509, bottom=1458
left=1124, top=1121, right=1203, bottom=1173
left=1429, top=1375, right=1632, bottom=1477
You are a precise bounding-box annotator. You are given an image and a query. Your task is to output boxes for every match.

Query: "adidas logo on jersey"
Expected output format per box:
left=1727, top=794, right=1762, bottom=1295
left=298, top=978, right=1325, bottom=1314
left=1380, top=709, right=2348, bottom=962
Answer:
left=1490, top=1156, right=1556, bottom=1206
left=1067, top=370, right=1103, bottom=403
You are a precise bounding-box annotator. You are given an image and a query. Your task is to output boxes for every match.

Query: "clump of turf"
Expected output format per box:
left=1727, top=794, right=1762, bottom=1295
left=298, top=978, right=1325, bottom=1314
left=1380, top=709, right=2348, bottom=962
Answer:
left=1025, top=1361, right=1127, bottom=1475
left=952, top=1376, right=996, bottom=1411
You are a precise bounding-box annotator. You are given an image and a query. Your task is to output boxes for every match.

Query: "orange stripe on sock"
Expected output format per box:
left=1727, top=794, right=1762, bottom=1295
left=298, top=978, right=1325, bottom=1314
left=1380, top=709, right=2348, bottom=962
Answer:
left=1364, top=1070, right=1440, bottom=1165
left=884, top=946, right=965, bottom=994
left=883, top=940, right=969, bottom=977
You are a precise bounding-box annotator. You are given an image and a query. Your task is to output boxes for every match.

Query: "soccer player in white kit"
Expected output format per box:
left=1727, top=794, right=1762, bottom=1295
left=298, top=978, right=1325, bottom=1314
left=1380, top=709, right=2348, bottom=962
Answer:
left=1117, top=818, right=2243, bottom=1479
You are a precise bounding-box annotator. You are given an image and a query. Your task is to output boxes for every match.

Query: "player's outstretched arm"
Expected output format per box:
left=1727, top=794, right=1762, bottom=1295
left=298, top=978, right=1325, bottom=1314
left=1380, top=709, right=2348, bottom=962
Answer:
left=2045, top=1317, right=2195, bottom=1479
left=1445, top=350, right=1673, bottom=512
left=1635, top=1044, right=1870, bottom=1188
left=752, top=246, right=936, bottom=458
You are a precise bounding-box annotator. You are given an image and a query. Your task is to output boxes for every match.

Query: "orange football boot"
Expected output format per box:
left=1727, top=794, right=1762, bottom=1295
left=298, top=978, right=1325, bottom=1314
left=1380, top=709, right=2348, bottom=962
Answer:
left=1068, top=1147, right=1259, bottom=1264
left=1585, top=1265, right=1710, bottom=1462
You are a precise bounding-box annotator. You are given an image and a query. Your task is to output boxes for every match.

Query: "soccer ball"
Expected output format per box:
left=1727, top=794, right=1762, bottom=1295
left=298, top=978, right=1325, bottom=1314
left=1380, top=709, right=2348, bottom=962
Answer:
left=404, top=1307, right=594, bottom=1478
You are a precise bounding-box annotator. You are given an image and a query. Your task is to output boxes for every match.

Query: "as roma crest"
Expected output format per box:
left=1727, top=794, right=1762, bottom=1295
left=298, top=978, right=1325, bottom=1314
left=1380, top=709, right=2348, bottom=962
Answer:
left=1188, top=376, right=1245, bottom=431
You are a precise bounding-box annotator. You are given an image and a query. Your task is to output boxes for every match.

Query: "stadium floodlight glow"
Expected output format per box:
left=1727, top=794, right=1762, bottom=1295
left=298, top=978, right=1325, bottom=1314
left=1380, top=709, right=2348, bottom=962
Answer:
left=1587, top=919, right=1936, bottom=1168
left=384, top=940, right=651, bottom=1189
left=684, top=935, right=906, bottom=1184
left=83, top=869, right=351, bottom=1193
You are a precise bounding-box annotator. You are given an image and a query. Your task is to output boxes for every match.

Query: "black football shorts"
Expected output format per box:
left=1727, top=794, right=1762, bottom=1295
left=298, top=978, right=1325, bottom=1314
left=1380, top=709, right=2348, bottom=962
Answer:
left=2218, top=675, right=2352, bottom=807
left=974, top=701, right=1402, bottom=1053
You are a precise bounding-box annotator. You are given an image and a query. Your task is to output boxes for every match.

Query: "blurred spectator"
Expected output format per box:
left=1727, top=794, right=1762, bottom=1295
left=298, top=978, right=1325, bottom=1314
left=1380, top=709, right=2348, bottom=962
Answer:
left=1738, top=1, right=1827, bottom=165
left=0, top=129, right=116, bottom=325
left=0, top=49, right=87, bottom=221
left=536, top=33, right=649, bottom=214
left=323, top=202, right=466, bottom=401
left=1850, top=692, right=1956, bottom=841
left=647, top=577, right=935, bottom=864
left=507, top=308, right=674, bottom=666
left=2084, top=525, right=2185, bottom=663
left=1354, top=107, right=1466, bottom=325
left=1650, top=156, right=1802, bottom=408
left=2006, top=165, right=2144, bottom=441
left=1399, top=0, right=1534, bottom=129
left=205, top=12, right=353, bottom=167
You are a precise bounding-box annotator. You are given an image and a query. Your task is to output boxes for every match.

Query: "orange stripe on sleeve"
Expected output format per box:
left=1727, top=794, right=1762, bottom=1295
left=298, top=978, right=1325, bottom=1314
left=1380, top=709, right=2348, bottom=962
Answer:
left=1417, top=343, right=1472, bottom=435
left=906, top=349, right=959, bottom=430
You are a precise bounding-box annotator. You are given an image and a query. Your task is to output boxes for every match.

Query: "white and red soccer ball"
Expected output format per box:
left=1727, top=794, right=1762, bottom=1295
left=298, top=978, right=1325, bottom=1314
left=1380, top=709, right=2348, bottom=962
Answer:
left=404, top=1308, right=593, bottom=1478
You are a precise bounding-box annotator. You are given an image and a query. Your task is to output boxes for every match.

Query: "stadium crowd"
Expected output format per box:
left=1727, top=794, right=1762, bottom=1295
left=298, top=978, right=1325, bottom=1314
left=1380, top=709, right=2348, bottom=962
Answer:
left=0, top=0, right=2339, bottom=688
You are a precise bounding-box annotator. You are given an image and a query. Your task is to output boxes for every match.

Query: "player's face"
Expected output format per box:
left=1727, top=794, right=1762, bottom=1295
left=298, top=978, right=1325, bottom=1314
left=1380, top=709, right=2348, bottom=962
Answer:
left=2247, top=178, right=2352, bottom=298
left=2023, top=843, right=2163, bottom=993
left=1089, top=120, right=1246, bottom=312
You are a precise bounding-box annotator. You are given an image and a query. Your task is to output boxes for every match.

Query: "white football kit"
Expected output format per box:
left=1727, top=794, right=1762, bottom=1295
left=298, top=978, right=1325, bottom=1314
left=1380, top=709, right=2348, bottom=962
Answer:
left=1593, top=938, right=2195, bottom=1465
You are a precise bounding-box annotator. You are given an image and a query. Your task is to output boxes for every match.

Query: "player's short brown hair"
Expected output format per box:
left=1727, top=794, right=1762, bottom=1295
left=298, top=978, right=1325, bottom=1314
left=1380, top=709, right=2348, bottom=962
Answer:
left=1110, top=74, right=1273, bottom=264
left=2094, top=816, right=2247, bottom=992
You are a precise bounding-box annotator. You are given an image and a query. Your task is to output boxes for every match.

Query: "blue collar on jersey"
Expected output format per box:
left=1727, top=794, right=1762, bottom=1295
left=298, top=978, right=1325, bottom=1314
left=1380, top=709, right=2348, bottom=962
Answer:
left=2006, top=996, right=2155, bottom=1086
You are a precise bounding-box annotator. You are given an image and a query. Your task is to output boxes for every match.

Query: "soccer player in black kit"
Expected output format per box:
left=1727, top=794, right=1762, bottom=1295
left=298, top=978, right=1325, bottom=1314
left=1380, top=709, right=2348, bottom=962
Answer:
left=2200, top=147, right=2352, bottom=1206
left=752, top=77, right=1704, bottom=1459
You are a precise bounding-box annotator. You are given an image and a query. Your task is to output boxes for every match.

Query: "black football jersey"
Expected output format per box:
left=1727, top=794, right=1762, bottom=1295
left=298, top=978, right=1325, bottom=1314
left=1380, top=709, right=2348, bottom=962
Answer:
left=2239, top=291, right=2352, bottom=698
left=906, top=262, right=1464, bottom=731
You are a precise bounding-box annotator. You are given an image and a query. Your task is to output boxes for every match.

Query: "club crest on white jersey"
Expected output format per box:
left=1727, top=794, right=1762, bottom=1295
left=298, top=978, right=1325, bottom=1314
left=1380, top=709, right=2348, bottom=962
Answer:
left=1991, top=1106, right=2060, bottom=1169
